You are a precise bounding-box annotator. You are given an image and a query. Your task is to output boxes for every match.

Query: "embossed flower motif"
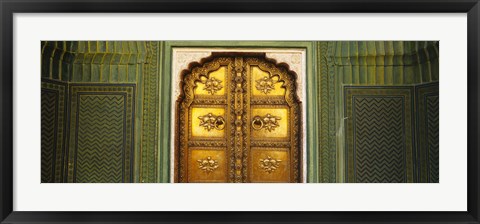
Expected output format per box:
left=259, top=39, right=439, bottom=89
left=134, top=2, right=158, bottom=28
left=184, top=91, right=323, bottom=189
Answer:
left=262, top=114, right=280, bottom=132
left=198, top=113, right=225, bottom=131
left=255, top=76, right=278, bottom=94
left=202, top=76, right=223, bottom=95
left=197, top=156, right=219, bottom=173
left=259, top=156, right=281, bottom=173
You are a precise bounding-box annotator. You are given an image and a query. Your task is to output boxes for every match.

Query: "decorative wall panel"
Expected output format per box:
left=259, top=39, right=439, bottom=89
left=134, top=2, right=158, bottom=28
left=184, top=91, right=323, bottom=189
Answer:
left=416, top=82, right=439, bottom=183
left=344, top=87, right=414, bottom=183
left=41, top=79, right=67, bottom=183
left=41, top=41, right=162, bottom=183
left=66, top=84, right=135, bottom=183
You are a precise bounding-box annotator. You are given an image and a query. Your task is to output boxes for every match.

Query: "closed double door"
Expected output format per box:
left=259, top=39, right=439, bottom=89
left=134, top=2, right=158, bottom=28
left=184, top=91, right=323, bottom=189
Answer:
left=175, top=53, right=302, bottom=183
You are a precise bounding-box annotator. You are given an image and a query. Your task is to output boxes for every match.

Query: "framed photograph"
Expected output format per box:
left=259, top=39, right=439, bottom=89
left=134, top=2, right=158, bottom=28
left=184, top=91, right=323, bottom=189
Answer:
left=1, top=0, right=479, bottom=223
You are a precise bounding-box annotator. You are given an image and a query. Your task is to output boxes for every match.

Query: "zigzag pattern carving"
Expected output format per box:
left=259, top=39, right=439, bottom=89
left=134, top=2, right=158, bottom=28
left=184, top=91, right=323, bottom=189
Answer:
left=426, top=96, right=439, bottom=183
left=41, top=91, right=57, bottom=183
left=354, top=97, right=406, bottom=183
left=76, top=95, right=125, bottom=183
left=319, top=42, right=331, bottom=182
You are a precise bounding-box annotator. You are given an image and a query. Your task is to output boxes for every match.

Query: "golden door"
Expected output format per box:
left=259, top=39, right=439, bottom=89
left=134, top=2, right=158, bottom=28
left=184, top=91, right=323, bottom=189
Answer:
left=175, top=53, right=302, bottom=183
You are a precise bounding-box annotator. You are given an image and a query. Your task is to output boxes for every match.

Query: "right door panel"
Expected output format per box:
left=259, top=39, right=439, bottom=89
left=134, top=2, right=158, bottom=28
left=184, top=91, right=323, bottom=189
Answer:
left=245, top=57, right=302, bottom=183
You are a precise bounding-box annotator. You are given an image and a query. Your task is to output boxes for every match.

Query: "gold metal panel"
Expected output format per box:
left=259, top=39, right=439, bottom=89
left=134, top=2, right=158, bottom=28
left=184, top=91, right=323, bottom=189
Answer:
left=188, top=149, right=227, bottom=182
left=194, top=66, right=227, bottom=96
left=177, top=55, right=302, bottom=183
left=191, top=107, right=225, bottom=138
left=251, top=107, right=289, bottom=139
left=250, top=148, right=289, bottom=183
left=251, top=66, right=285, bottom=96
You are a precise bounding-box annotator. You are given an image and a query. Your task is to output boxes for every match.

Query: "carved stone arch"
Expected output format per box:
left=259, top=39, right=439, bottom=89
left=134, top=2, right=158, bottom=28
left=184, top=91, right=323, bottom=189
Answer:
left=175, top=52, right=302, bottom=183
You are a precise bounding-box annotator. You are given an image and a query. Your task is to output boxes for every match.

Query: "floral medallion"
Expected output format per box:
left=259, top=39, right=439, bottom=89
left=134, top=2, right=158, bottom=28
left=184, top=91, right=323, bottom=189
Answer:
left=259, top=156, right=282, bottom=173
left=197, top=156, right=219, bottom=173
left=251, top=113, right=281, bottom=132
left=198, top=113, right=225, bottom=131
left=255, top=76, right=278, bottom=94
left=202, top=76, right=223, bottom=95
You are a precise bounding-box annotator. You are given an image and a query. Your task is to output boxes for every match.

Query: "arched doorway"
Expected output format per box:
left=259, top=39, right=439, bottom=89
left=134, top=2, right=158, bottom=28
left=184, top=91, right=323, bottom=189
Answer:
left=175, top=53, right=302, bottom=183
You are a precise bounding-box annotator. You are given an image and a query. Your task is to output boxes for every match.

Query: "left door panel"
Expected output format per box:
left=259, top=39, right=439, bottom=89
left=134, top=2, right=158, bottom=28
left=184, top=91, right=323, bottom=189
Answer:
left=177, top=58, right=233, bottom=183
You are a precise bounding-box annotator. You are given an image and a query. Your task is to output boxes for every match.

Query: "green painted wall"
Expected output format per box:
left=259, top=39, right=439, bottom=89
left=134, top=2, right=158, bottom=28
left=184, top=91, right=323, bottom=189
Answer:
left=320, top=41, right=439, bottom=182
left=41, top=41, right=439, bottom=183
left=41, top=41, right=162, bottom=183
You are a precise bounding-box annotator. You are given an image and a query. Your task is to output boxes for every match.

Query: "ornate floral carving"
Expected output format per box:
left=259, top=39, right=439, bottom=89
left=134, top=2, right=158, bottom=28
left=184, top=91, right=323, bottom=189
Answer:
left=251, top=114, right=281, bottom=132
left=259, top=156, right=281, bottom=173
left=197, top=156, right=219, bottom=172
left=201, top=76, right=223, bottom=95
left=198, top=113, right=225, bottom=131
left=255, top=76, right=278, bottom=94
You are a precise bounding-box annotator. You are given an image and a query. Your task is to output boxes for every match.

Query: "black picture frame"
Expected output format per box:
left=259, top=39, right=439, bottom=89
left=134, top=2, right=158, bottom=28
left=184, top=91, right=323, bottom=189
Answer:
left=1, top=0, right=479, bottom=223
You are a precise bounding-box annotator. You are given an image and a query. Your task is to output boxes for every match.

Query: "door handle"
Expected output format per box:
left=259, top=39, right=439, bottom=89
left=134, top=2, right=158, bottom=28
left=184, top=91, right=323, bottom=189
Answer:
left=214, top=116, right=225, bottom=130
left=252, top=116, right=264, bottom=130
